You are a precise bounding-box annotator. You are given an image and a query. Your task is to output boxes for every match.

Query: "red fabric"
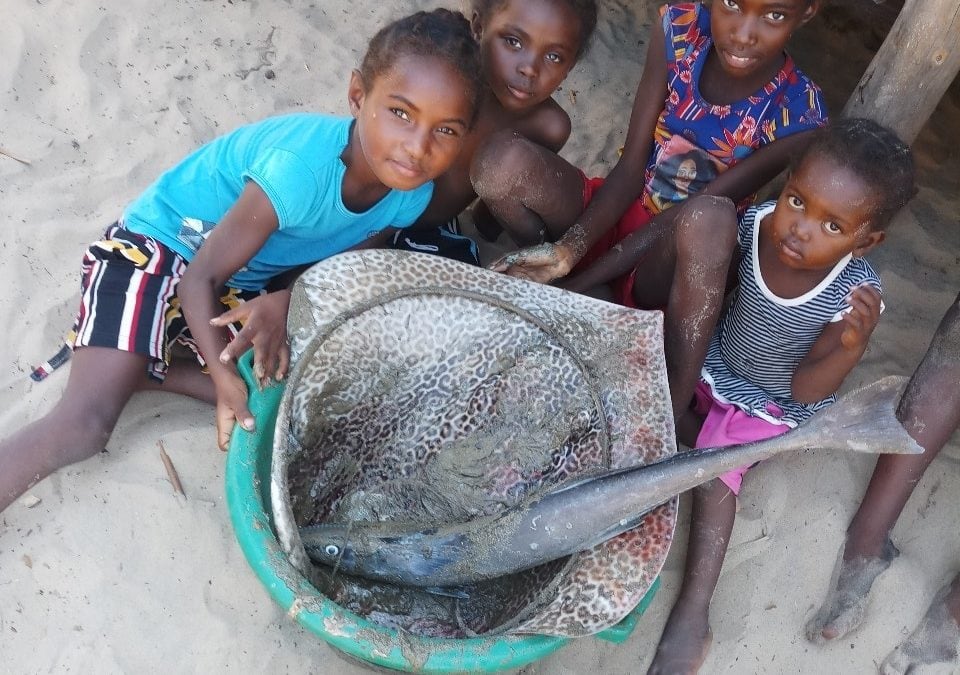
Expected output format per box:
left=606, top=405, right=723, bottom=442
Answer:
left=573, top=174, right=654, bottom=307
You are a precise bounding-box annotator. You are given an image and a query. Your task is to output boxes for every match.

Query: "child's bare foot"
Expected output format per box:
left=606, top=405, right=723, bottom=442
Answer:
left=647, top=605, right=712, bottom=674
left=879, top=579, right=960, bottom=674
left=805, top=538, right=898, bottom=643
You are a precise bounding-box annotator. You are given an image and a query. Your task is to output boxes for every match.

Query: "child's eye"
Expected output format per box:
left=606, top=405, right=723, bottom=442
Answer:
left=787, top=195, right=803, bottom=209
left=765, top=11, right=786, bottom=21
left=823, top=221, right=842, bottom=234
left=546, top=52, right=563, bottom=65
left=390, top=108, right=411, bottom=122
left=504, top=36, right=521, bottom=50
left=436, top=126, right=459, bottom=137
left=721, top=0, right=739, bottom=10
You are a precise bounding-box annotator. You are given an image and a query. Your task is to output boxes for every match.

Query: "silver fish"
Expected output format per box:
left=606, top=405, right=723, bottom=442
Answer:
left=301, top=376, right=923, bottom=587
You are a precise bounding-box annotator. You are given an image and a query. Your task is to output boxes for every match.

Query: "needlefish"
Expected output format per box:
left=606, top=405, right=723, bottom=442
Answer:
left=301, top=376, right=922, bottom=588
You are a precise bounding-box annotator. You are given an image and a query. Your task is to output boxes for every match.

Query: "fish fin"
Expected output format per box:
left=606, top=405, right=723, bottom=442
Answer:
left=398, top=532, right=470, bottom=581
left=423, top=586, right=471, bottom=600
left=587, top=512, right=654, bottom=550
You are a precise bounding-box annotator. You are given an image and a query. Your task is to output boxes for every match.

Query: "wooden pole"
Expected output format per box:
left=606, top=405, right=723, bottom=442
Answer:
left=843, top=0, right=960, bottom=143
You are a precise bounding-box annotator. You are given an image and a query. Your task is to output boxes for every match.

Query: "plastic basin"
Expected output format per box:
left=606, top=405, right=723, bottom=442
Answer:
left=225, top=352, right=658, bottom=672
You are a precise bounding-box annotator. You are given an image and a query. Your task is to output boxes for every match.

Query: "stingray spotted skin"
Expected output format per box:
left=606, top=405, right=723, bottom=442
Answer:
left=271, top=249, right=677, bottom=638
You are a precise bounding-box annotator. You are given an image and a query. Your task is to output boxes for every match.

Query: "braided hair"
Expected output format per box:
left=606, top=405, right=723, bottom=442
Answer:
left=360, top=9, right=483, bottom=126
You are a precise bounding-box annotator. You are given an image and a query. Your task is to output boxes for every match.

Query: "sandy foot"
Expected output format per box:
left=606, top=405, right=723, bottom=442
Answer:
left=880, top=580, right=960, bottom=674
left=805, top=539, right=899, bottom=643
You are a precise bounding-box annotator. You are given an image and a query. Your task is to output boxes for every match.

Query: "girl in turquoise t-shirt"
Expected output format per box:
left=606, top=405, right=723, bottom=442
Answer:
left=0, top=9, right=483, bottom=514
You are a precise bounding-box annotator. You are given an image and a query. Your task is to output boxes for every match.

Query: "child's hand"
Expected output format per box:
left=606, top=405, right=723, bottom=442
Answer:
left=214, top=371, right=255, bottom=451
left=211, top=289, right=292, bottom=389
left=840, top=285, right=882, bottom=351
left=488, top=242, right=574, bottom=284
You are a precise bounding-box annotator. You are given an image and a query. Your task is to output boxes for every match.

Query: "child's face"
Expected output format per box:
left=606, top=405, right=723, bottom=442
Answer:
left=710, top=0, right=817, bottom=80
left=766, top=152, right=884, bottom=271
left=348, top=55, right=474, bottom=191
left=473, top=0, right=582, bottom=113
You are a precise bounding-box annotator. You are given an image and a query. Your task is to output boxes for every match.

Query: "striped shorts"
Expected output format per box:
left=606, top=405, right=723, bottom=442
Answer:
left=60, top=223, right=262, bottom=381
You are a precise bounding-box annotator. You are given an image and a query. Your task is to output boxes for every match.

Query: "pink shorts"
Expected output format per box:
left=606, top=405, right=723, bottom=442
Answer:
left=573, top=175, right=653, bottom=307
left=691, top=381, right=791, bottom=495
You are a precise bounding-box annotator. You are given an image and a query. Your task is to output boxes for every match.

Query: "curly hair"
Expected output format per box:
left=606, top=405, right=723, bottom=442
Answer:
left=472, top=0, right=599, bottom=60
left=793, top=118, right=916, bottom=229
left=360, top=9, right=483, bottom=126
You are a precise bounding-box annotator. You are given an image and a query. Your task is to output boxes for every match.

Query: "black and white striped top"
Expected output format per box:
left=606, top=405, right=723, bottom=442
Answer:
left=701, top=201, right=883, bottom=428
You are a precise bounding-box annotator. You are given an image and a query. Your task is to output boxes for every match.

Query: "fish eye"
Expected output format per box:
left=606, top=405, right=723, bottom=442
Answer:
left=324, top=544, right=340, bottom=556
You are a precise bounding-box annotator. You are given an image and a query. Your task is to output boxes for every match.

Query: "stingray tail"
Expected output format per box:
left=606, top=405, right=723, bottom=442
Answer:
left=759, top=375, right=923, bottom=456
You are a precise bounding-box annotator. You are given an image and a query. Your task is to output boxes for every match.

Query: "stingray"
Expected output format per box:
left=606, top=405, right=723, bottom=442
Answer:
left=271, top=249, right=675, bottom=638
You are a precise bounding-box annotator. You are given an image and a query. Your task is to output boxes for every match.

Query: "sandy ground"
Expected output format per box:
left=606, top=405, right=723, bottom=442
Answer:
left=1, top=1, right=957, bottom=673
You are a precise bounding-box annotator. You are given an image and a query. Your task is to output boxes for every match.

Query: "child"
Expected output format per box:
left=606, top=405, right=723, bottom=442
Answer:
left=480, top=0, right=825, bottom=259
left=0, top=9, right=483, bottom=514
left=219, top=0, right=598, bottom=368
left=482, top=0, right=826, bottom=420
left=806, top=293, right=960, bottom=672
left=389, top=0, right=598, bottom=259
left=646, top=118, right=916, bottom=673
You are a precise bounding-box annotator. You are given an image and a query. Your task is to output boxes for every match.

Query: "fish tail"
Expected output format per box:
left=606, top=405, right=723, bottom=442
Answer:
left=777, top=376, right=923, bottom=456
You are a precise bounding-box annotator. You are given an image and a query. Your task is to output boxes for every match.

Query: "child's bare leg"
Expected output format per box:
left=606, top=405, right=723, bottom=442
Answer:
left=807, top=293, right=960, bottom=642
left=140, top=359, right=216, bottom=404
left=470, top=130, right=585, bottom=246
left=630, top=196, right=738, bottom=421
left=648, top=478, right=736, bottom=674
left=880, top=572, right=960, bottom=674
left=0, top=346, right=149, bottom=512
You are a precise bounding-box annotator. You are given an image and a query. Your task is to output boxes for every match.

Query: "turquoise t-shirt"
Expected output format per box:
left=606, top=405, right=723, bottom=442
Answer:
left=122, top=114, right=433, bottom=290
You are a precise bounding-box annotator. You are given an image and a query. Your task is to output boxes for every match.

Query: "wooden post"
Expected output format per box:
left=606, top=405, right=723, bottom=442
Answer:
left=844, top=0, right=960, bottom=143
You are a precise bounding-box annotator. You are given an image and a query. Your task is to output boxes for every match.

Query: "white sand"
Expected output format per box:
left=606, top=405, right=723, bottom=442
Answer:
left=1, top=1, right=957, bottom=672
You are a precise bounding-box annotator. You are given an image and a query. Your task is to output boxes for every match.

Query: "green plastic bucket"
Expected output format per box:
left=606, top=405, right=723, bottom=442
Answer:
left=226, top=352, right=658, bottom=672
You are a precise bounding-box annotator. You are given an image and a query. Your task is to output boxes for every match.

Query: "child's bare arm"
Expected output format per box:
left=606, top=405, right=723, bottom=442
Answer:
left=792, top=285, right=883, bottom=403
left=520, top=99, right=571, bottom=154
left=561, top=194, right=730, bottom=292
left=493, top=25, right=667, bottom=282
left=553, top=26, right=667, bottom=267
left=177, top=181, right=279, bottom=449
left=699, top=129, right=817, bottom=204
left=213, top=227, right=396, bottom=377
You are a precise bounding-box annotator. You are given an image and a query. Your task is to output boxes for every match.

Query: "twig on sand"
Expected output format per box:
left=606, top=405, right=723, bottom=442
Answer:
left=158, top=440, right=186, bottom=498
left=0, top=147, right=31, bottom=166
